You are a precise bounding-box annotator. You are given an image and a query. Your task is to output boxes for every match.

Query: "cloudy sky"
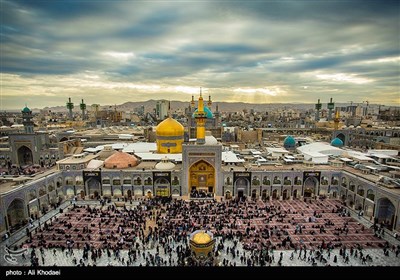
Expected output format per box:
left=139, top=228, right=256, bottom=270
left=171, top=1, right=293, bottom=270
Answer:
left=1, top=0, right=399, bottom=110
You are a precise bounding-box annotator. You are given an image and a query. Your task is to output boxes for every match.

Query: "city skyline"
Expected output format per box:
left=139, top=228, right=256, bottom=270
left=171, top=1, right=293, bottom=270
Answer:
left=1, top=0, right=399, bottom=110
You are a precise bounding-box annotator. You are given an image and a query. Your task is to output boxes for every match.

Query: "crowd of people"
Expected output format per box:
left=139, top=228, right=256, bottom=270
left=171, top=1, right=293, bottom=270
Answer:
left=190, top=189, right=214, bottom=199
left=15, top=196, right=400, bottom=266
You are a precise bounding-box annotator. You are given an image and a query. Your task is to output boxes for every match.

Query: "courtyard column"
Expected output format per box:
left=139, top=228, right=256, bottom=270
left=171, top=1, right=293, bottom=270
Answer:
left=37, top=198, right=42, bottom=217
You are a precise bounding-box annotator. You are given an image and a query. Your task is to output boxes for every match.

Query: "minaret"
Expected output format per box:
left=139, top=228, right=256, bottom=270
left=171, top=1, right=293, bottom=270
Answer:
left=334, top=108, right=340, bottom=130
left=168, top=100, right=172, bottom=117
left=214, top=103, right=220, bottom=126
left=21, top=105, right=34, bottom=134
left=327, top=97, right=334, bottom=121
left=207, top=94, right=212, bottom=108
left=80, top=99, right=86, bottom=120
left=66, top=97, right=74, bottom=120
left=194, top=88, right=206, bottom=144
left=190, top=95, right=195, bottom=109
left=315, top=99, right=322, bottom=121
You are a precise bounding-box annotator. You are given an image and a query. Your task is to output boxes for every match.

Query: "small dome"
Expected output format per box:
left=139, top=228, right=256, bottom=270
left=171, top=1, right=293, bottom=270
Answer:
left=155, top=156, right=176, bottom=170
left=104, top=151, right=138, bottom=169
left=156, top=117, right=184, bottom=137
left=205, top=131, right=218, bottom=145
left=283, top=136, right=296, bottom=148
left=22, top=106, right=31, bottom=113
left=192, top=231, right=212, bottom=245
left=192, top=106, right=213, bottom=119
left=331, top=138, right=344, bottom=147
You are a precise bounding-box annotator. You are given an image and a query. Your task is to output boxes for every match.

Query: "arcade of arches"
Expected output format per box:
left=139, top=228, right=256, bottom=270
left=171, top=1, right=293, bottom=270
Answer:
left=189, top=160, right=215, bottom=194
left=2, top=169, right=400, bottom=234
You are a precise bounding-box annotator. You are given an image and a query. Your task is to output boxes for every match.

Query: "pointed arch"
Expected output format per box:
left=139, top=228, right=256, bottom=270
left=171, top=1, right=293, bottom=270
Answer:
left=304, top=177, right=318, bottom=197
left=6, top=198, right=27, bottom=232
left=189, top=160, right=215, bottom=195
left=17, top=145, right=33, bottom=166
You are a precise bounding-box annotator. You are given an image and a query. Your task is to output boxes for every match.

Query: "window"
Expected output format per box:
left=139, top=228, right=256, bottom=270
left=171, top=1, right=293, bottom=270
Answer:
left=28, top=191, right=36, bottom=201
left=263, top=177, right=271, bottom=185
left=65, top=178, right=73, bottom=185
left=252, top=177, right=260, bottom=186
left=172, top=177, right=179, bottom=185
left=145, top=178, right=152, bottom=185
left=366, top=190, right=375, bottom=201
left=113, top=179, right=121, bottom=185
left=273, top=176, right=281, bottom=185
left=123, top=179, right=131, bottom=185
left=39, top=188, right=46, bottom=196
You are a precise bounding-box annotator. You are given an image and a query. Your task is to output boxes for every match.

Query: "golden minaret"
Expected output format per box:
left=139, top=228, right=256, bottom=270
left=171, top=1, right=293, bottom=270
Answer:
left=195, top=88, right=206, bottom=144
left=334, top=108, right=340, bottom=130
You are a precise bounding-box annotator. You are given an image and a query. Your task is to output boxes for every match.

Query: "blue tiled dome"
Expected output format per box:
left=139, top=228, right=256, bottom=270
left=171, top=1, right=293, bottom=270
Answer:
left=331, top=137, right=344, bottom=147
left=192, top=106, right=213, bottom=119
left=283, top=136, right=296, bottom=148
left=22, top=106, right=31, bottom=113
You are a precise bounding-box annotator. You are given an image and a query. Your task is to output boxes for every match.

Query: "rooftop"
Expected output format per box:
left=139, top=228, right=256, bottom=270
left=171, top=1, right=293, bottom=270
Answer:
left=0, top=168, right=58, bottom=195
left=56, top=154, right=98, bottom=164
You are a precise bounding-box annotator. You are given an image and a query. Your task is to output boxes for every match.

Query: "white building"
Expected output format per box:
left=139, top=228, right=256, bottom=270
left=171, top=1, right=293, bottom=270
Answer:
left=296, top=142, right=343, bottom=164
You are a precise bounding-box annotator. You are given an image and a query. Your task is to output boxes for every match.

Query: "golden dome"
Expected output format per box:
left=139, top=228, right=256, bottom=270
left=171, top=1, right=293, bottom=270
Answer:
left=192, top=231, right=212, bottom=245
left=156, top=117, right=184, bottom=137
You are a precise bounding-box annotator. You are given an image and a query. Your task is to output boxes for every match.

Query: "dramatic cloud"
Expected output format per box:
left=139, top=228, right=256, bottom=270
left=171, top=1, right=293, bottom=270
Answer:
left=1, top=0, right=399, bottom=109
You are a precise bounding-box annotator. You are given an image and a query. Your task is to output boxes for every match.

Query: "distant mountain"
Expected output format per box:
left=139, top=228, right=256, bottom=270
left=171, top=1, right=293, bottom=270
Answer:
left=34, top=101, right=378, bottom=113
